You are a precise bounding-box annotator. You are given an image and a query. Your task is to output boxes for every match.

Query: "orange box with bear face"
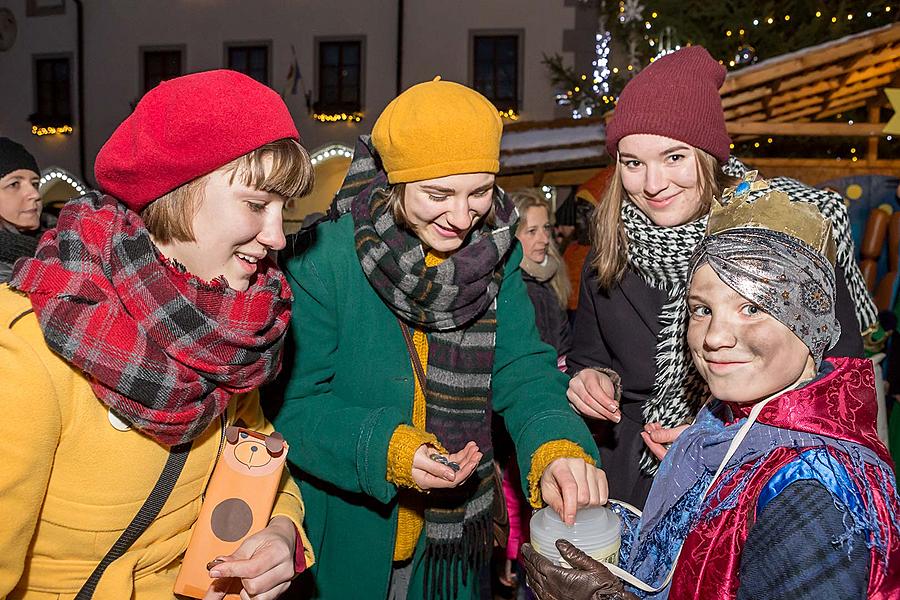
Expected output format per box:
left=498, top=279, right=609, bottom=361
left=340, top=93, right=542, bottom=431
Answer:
left=174, top=426, right=289, bottom=598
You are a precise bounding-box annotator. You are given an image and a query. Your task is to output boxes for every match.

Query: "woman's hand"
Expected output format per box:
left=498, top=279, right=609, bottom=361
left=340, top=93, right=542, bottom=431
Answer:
left=567, top=369, right=620, bottom=421
left=639, top=422, right=689, bottom=460
left=203, top=515, right=297, bottom=600
left=540, top=458, right=608, bottom=526
left=411, top=441, right=482, bottom=490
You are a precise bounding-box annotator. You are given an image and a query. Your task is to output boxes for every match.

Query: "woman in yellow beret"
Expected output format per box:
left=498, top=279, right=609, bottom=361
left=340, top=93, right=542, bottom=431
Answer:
left=274, top=78, right=607, bottom=600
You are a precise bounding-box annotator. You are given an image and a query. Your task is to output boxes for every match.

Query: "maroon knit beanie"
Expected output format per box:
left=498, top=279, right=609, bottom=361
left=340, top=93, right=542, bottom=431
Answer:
left=606, top=46, right=731, bottom=164
left=95, top=70, right=300, bottom=213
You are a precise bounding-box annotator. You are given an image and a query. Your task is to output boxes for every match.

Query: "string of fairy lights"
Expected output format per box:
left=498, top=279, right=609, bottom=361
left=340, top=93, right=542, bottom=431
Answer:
left=555, top=1, right=897, bottom=160
left=31, top=124, right=73, bottom=137
left=39, top=169, right=87, bottom=195
left=642, top=3, right=895, bottom=70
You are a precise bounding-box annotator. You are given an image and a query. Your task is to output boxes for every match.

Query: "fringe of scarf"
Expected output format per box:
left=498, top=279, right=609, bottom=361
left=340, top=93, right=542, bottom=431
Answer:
left=10, top=192, right=291, bottom=445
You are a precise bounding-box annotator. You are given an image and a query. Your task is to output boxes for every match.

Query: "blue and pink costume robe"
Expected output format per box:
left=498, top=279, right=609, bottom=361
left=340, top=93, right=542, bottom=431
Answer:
left=614, top=357, right=900, bottom=600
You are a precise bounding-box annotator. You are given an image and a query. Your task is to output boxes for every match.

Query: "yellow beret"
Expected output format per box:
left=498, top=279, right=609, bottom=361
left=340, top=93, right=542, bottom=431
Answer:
left=372, top=77, right=503, bottom=184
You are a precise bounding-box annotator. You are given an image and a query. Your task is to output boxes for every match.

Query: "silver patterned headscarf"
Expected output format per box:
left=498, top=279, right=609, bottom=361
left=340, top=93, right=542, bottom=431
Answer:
left=689, top=227, right=840, bottom=366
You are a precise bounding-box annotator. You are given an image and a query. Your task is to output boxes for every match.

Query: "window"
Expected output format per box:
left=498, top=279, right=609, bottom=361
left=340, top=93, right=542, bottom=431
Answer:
left=227, top=44, right=269, bottom=86
left=142, top=48, right=183, bottom=94
left=316, top=40, right=361, bottom=113
left=32, top=56, right=71, bottom=124
left=473, top=35, right=519, bottom=111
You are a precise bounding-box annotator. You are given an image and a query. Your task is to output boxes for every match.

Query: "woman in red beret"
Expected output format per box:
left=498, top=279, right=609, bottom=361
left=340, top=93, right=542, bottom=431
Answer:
left=565, top=46, right=877, bottom=508
left=0, top=70, right=314, bottom=599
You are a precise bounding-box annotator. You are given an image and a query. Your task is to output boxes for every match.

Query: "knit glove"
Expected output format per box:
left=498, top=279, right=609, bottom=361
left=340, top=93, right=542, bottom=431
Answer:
left=521, top=539, right=638, bottom=600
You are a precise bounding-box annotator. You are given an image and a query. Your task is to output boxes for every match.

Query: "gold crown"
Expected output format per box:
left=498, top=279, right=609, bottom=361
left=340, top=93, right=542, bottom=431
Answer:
left=709, top=171, right=836, bottom=265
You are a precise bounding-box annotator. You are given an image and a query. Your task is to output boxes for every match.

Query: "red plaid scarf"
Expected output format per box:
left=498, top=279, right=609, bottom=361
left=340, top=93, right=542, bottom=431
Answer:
left=10, top=193, right=291, bottom=445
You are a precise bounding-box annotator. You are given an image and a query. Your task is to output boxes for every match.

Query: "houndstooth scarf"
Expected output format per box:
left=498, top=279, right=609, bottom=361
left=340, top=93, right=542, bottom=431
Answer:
left=624, top=157, right=877, bottom=474
left=334, top=136, right=518, bottom=598
left=10, top=192, right=292, bottom=445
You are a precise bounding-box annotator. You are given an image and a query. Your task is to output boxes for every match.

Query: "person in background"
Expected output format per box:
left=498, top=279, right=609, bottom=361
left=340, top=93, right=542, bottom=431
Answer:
left=523, top=176, right=900, bottom=600
left=0, top=70, right=314, bottom=599
left=561, top=168, right=611, bottom=315
left=0, top=138, right=45, bottom=283
left=512, top=188, right=571, bottom=364
left=495, top=189, right=573, bottom=597
left=275, top=78, right=605, bottom=600
left=566, top=46, right=877, bottom=508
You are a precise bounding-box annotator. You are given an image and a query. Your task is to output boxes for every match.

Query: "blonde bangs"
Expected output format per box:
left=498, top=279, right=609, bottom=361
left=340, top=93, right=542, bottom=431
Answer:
left=227, top=138, right=315, bottom=199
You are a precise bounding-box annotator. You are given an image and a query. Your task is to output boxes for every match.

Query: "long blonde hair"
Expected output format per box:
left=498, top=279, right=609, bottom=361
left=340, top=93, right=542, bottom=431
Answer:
left=589, top=148, right=738, bottom=289
left=511, top=189, right=571, bottom=308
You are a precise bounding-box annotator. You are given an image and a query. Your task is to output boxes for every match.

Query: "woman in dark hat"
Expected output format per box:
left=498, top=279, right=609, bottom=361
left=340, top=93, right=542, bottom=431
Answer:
left=0, top=137, right=44, bottom=283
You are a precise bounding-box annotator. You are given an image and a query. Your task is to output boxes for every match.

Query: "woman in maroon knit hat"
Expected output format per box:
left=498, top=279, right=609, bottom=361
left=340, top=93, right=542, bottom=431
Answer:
left=0, top=70, right=315, bottom=598
left=565, top=46, right=877, bottom=508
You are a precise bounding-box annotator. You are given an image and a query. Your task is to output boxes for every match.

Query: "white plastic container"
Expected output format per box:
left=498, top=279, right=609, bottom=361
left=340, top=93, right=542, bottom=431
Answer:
left=529, top=505, right=621, bottom=567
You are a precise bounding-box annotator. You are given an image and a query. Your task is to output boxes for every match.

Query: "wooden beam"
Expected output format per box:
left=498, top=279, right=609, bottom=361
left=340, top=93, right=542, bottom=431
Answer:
left=721, top=23, right=900, bottom=94
left=770, top=105, right=823, bottom=123
left=828, top=75, right=893, bottom=102
left=726, top=121, right=890, bottom=137
left=769, top=95, right=824, bottom=118
left=722, top=67, right=900, bottom=119
left=868, top=103, right=881, bottom=162
left=723, top=101, right=766, bottom=120
left=846, top=44, right=900, bottom=72
left=721, top=86, right=771, bottom=109
left=740, top=158, right=900, bottom=185
left=771, top=65, right=847, bottom=96
left=821, top=90, right=880, bottom=114
left=767, top=79, right=837, bottom=109
left=844, top=59, right=900, bottom=86
left=819, top=101, right=867, bottom=120
left=747, top=157, right=900, bottom=169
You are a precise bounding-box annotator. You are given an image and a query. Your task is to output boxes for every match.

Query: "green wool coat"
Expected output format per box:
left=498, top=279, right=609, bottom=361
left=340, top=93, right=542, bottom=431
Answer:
left=274, top=214, right=599, bottom=599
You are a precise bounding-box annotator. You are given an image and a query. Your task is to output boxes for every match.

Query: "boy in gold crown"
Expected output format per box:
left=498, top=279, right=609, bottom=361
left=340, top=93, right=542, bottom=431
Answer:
left=522, top=174, right=900, bottom=600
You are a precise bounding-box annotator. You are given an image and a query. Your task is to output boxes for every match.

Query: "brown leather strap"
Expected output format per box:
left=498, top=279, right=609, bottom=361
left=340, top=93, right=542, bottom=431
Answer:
left=397, top=318, right=427, bottom=392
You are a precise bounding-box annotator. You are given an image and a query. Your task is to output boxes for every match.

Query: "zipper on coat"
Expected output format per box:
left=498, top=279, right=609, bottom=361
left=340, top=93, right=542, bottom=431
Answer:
left=214, top=410, right=227, bottom=464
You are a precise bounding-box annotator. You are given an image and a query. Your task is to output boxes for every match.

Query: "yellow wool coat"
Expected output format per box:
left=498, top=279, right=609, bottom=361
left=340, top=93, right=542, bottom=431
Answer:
left=0, top=286, right=313, bottom=599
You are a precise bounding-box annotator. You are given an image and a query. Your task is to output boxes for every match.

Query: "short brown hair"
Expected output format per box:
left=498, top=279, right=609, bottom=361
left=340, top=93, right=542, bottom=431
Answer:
left=143, top=138, right=314, bottom=243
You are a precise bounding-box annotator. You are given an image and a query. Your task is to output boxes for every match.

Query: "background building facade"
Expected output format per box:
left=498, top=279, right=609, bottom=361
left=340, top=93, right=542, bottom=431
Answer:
left=0, top=0, right=589, bottom=191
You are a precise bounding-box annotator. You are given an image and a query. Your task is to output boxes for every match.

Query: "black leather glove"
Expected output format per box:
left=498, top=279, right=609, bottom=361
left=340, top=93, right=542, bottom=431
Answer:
left=520, top=539, right=638, bottom=600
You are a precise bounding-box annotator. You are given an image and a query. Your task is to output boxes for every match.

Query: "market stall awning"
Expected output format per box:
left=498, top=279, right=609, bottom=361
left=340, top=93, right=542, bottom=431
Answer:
left=721, top=22, right=900, bottom=140
left=498, top=117, right=606, bottom=188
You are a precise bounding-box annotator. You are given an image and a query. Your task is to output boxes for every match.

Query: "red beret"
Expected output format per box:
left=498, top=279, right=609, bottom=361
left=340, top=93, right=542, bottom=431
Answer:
left=95, top=70, right=300, bottom=212
left=606, top=46, right=731, bottom=164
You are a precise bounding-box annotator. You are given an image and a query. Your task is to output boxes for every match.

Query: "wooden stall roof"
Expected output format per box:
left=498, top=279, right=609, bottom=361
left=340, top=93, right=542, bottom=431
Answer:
left=497, top=117, right=607, bottom=188
left=722, top=22, right=900, bottom=138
